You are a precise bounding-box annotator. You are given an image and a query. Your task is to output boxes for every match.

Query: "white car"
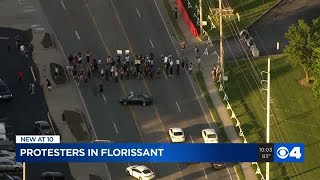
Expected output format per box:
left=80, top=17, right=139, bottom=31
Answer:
left=0, top=159, right=22, bottom=172
left=202, top=129, right=218, bottom=143
left=168, top=128, right=185, bottom=143
left=126, top=165, right=155, bottom=180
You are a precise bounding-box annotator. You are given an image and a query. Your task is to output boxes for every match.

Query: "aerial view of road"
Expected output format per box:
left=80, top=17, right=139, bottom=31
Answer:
left=0, top=0, right=318, bottom=179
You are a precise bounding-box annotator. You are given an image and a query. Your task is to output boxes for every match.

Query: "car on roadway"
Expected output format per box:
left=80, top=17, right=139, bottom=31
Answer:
left=202, top=129, right=218, bottom=143
left=91, top=140, right=112, bottom=143
left=168, top=128, right=185, bottom=143
left=120, top=92, right=153, bottom=106
left=126, top=165, right=155, bottom=180
left=0, top=123, right=8, bottom=142
left=34, top=121, right=54, bottom=135
left=0, top=79, right=13, bottom=102
left=0, top=141, right=15, bottom=152
left=0, top=150, right=15, bottom=161
left=0, top=174, right=21, bottom=180
left=41, top=172, right=65, bottom=180
left=0, top=159, right=22, bottom=172
left=212, top=163, right=226, bottom=170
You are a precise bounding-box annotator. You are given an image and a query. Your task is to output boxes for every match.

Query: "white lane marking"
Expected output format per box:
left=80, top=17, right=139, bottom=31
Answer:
left=136, top=8, right=141, bottom=18
left=113, top=122, right=119, bottom=134
left=0, top=37, right=9, bottom=40
left=202, top=168, right=208, bottom=179
left=23, top=9, right=36, bottom=12
left=30, top=66, right=37, bottom=82
left=56, top=36, right=112, bottom=180
left=61, top=0, right=66, bottom=10
left=176, top=101, right=181, bottom=112
left=30, top=24, right=39, bottom=28
left=101, top=93, right=107, bottom=102
left=227, top=167, right=234, bottom=180
left=0, top=117, right=8, bottom=121
left=149, top=39, right=154, bottom=48
left=162, top=70, right=168, bottom=80
left=75, top=30, right=80, bottom=40
left=233, top=166, right=240, bottom=180
left=189, top=135, right=194, bottom=143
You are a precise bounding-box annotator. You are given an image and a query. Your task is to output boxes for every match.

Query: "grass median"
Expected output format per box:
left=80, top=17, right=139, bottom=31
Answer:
left=224, top=55, right=320, bottom=179
left=62, top=110, right=90, bottom=142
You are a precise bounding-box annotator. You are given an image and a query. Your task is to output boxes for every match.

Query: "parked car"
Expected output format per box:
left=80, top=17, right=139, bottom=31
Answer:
left=120, top=92, right=153, bottom=106
left=0, top=123, right=8, bottom=141
left=202, top=129, right=218, bottom=143
left=0, top=141, right=15, bottom=152
left=41, top=172, right=65, bottom=180
left=212, top=163, right=226, bottom=170
left=0, top=159, right=22, bottom=172
left=34, top=121, right=54, bottom=135
left=168, top=128, right=185, bottom=143
left=0, top=150, right=15, bottom=161
left=126, top=165, right=155, bottom=180
left=0, top=174, right=21, bottom=180
left=0, top=79, right=13, bottom=102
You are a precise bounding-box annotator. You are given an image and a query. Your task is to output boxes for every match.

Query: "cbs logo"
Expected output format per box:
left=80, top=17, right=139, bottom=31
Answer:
left=276, top=146, right=301, bottom=159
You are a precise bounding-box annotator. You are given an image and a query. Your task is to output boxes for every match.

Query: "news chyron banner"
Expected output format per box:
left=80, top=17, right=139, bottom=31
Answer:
left=15, top=135, right=304, bottom=163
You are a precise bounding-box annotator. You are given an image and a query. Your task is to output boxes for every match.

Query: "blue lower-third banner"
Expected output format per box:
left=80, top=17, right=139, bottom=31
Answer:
left=15, top=143, right=304, bottom=163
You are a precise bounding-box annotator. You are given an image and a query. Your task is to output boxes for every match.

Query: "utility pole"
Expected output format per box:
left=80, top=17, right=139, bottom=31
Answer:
left=213, top=0, right=233, bottom=87
left=199, top=0, right=203, bottom=35
left=266, top=57, right=271, bottom=180
left=261, top=57, right=271, bottom=180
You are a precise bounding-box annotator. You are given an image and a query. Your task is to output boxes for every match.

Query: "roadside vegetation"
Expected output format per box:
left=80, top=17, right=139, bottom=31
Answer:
left=183, top=0, right=278, bottom=39
left=224, top=55, right=320, bottom=179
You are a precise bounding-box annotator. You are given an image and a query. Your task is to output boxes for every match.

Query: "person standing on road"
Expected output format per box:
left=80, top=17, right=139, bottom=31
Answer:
left=78, top=52, right=82, bottom=64
left=15, top=35, right=21, bottom=49
left=46, top=79, right=52, bottom=91
left=176, top=58, right=180, bottom=76
left=169, top=60, right=174, bottom=77
left=114, top=70, right=118, bottom=83
left=85, top=51, right=90, bottom=63
left=17, top=72, right=24, bottom=83
left=188, top=63, right=193, bottom=74
left=197, top=56, right=201, bottom=70
left=185, top=58, right=189, bottom=71
left=181, top=42, right=185, bottom=54
left=20, top=44, right=25, bottom=55
left=99, top=83, right=103, bottom=94
left=174, top=7, right=178, bottom=19
left=164, top=55, right=168, bottom=74
left=7, top=43, right=11, bottom=53
left=194, top=46, right=199, bottom=55
left=29, top=82, right=35, bottom=94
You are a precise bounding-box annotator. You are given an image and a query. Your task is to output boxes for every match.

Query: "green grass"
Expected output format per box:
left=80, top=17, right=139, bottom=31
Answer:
left=162, top=0, right=186, bottom=41
left=234, top=163, right=245, bottom=180
left=195, top=70, right=228, bottom=142
left=62, top=110, right=89, bottom=142
left=185, top=0, right=278, bottom=39
left=224, top=55, right=320, bottom=179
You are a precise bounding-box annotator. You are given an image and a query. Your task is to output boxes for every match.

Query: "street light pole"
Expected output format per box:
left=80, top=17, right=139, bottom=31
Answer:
left=219, top=0, right=224, bottom=86
left=199, top=0, right=203, bottom=36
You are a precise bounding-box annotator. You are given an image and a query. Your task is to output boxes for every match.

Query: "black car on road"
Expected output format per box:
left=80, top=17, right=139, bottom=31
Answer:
left=41, top=172, right=64, bottom=180
left=120, top=92, right=153, bottom=106
left=212, top=163, right=226, bottom=170
left=0, top=79, right=13, bottom=102
left=34, top=121, right=54, bottom=135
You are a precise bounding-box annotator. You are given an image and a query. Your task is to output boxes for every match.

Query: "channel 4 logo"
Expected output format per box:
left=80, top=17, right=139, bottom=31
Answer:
left=274, top=143, right=304, bottom=162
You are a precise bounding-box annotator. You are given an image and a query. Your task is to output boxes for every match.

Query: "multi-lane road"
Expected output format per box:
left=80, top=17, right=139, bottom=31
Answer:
left=38, top=0, right=237, bottom=179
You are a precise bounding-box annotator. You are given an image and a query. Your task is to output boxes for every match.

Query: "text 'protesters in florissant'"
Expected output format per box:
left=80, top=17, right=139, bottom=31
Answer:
left=20, top=148, right=165, bottom=157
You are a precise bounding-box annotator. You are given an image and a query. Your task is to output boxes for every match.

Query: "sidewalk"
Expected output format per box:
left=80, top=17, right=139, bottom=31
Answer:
left=166, top=0, right=258, bottom=180
left=31, top=31, right=109, bottom=180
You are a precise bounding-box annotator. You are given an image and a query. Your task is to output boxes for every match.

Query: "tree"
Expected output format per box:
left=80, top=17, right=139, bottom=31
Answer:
left=284, top=18, right=320, bottom=83
left=312, top=48, right=320, bottom=97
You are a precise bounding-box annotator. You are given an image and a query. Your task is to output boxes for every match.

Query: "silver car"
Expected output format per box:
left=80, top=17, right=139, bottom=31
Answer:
left=0, top=159, right=22, bottom=172
left=0, top=150, right=15, bottom=161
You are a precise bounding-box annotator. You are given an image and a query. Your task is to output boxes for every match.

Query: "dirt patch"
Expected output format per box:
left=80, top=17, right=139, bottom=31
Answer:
left=62, top=110, right=89, bottom=142
left=50, top=63, right=67, bottom=85
left=298, top=79, right=312, bottom=87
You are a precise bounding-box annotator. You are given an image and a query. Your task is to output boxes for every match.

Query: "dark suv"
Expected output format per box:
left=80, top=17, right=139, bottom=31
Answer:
left=0, top=79, right=13, bottom=102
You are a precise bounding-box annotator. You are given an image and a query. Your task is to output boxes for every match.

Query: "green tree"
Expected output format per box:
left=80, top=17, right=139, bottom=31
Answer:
left=312, top=48, right=320, bottom=97
left=284, top=18, right=320, bottom=83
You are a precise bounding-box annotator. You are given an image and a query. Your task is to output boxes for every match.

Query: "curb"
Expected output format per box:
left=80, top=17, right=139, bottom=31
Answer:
left=47, top=112, right=56, bottom=135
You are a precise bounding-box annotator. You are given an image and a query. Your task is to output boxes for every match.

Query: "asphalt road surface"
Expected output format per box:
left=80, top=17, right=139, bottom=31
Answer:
left=211, top=0, right=320, bottom=61
left=0, top=28, right=73, bottom=179
left=38, top=0, right=236, bottom=179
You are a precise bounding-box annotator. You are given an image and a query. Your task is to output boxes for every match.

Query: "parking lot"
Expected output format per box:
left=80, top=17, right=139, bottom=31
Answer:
left=0, top=27, right=50, bottom=179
